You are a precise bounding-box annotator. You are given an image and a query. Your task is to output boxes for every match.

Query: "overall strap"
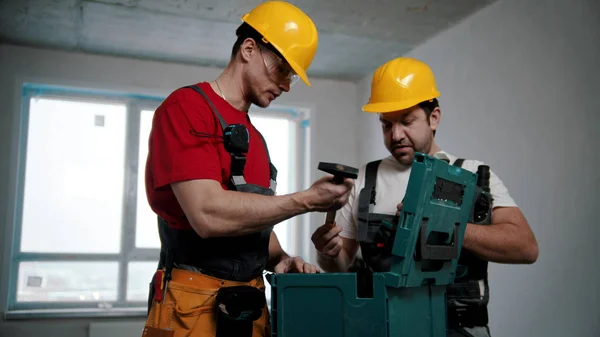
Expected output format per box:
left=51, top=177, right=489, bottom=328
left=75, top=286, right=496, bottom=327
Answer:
left=184, top=85, right=228, bottom=130
left=357, top=160, right=382, bottom=241
left=453, top=158, right=465, bottom=168
left=184, top=85, right=248, bottom=189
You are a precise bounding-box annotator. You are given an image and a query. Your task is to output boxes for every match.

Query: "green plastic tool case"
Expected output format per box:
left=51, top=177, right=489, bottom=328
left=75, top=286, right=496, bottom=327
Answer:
left=267, top=153, right=479, bottom=337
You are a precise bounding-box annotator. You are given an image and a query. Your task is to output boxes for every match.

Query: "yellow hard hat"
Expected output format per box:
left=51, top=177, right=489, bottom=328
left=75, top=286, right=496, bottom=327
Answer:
left=241, top=1, right=318, bottom=86
left=362, top=57, right=440, bottom=113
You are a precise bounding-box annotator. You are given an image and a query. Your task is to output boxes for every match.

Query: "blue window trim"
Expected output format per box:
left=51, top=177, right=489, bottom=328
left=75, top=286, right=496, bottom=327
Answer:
left=21, top=83, right=166, bottom=103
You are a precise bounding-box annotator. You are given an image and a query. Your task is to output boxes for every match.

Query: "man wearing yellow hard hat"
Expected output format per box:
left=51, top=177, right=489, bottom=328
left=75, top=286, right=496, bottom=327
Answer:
left=141, top=2, right=354, bottom=336
left=311, top=57, right=539, bottom=337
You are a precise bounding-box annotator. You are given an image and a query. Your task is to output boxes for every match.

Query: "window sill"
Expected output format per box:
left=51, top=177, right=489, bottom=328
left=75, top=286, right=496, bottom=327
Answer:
left=4, top=307, right=147, bottom=320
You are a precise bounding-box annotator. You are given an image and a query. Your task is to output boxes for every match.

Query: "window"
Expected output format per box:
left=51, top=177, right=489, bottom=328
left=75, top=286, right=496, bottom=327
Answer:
left=249, top=106, right=311, bottom=256
left=7, top=84, right=163, bottom=317
left=6, top=83, right=310, bottom=317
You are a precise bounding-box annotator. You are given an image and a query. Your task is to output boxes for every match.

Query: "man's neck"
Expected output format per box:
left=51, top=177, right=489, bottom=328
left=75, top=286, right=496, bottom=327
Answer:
left=211, top=63, right=251, bottom=112
left=427, top=141, right=442, bottom=156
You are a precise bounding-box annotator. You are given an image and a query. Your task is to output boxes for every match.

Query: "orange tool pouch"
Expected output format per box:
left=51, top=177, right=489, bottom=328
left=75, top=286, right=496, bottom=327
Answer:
left=142, top=268, right=270, bottom=337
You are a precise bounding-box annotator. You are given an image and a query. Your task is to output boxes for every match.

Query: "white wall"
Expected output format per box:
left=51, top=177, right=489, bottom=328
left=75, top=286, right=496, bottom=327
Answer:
left=356, top=0, right=600, bottom=336
left=0, top=43, right=358, bottom=337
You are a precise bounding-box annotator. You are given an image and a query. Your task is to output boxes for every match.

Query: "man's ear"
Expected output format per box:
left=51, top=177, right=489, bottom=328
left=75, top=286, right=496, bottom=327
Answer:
left=239, top=38, right=257, bottom=63
left=429, top=107, right=441, bottom=132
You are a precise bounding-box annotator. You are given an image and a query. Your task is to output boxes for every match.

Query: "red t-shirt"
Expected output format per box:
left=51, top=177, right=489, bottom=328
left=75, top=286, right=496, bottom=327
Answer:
left=145, top=82, right=271, bottom=230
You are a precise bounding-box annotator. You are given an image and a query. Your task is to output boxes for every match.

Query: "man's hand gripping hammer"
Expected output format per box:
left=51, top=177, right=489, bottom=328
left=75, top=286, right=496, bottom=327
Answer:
left=318, top=162, right=359, bottom=224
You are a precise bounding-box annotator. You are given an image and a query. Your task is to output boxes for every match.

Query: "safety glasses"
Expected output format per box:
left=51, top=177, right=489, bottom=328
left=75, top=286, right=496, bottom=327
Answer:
left=258, top=45, right=300, bottom=87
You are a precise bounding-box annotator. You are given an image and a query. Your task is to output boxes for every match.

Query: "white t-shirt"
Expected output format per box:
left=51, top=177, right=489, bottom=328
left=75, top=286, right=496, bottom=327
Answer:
left=338, top=151, right=518, bottom=239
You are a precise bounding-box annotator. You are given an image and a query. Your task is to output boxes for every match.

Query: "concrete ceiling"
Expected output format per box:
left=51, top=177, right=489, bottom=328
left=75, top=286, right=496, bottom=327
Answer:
left=0, top=0, right=497, bottom=81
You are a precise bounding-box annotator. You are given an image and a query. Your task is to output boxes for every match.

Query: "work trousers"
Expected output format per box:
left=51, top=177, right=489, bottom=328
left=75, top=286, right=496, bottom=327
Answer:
left=143, top=268, right=270, bottom=337
left=448, top=326, right=492, bottom=337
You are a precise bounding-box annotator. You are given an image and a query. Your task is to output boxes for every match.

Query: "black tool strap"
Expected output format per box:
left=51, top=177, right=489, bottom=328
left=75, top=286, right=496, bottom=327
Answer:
left=357, top=160, right=382, bottom=241
left=364, top=160, right=381, bottom=204
left=230, top=155, right=247, bottom=180
left=449, top=157, right=490, bottom=328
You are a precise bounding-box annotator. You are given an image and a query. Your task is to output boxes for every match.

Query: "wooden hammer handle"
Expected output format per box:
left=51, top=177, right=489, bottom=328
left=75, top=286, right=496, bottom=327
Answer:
left=325, top=210, right=336, bottom=224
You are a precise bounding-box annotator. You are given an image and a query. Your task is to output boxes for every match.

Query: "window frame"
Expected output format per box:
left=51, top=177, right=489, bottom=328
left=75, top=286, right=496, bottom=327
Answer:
left=6, top=83, right=164, bottom=318
left=4, top=83, right=311, bottom=319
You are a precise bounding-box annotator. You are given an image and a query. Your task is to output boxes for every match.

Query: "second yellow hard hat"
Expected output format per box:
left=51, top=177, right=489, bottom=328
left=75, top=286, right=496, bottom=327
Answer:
left=241, top=1, right=318, bottom=87
left=362, top=57, right=440, bottom=113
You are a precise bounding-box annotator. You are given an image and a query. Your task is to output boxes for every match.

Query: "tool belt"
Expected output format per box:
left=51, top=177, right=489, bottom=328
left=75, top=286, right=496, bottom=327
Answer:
left=144, top=268, right=268, bottom=337
left=447, top=280, right=489, bottom=328
left=157, top=239, right=267, bottom=282
left=143, top=84, right=276, bottom=337
left=447, top=304, right=489, bottom=328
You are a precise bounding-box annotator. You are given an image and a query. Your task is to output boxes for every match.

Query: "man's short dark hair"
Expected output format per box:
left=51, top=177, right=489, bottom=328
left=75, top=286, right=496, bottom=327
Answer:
left=231, top=22, right=285, bottom=60
left=418, top=98, right=439, bottom=136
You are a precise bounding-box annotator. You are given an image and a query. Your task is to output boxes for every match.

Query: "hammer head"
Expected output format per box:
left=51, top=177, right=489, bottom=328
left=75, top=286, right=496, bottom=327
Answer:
left=318, top=162, right=358, bottom=183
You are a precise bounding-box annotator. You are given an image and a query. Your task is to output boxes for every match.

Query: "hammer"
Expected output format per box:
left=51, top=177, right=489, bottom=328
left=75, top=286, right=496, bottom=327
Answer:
left=318, top=162, right=359, bottom=224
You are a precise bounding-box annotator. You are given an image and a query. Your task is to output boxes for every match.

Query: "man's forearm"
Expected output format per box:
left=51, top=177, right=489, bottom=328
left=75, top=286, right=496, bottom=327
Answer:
left=463, top=222, right=538, bottom=264
left=197, top=190, right=309, bottom=237
left=172, top=180, right=312, bottom=238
